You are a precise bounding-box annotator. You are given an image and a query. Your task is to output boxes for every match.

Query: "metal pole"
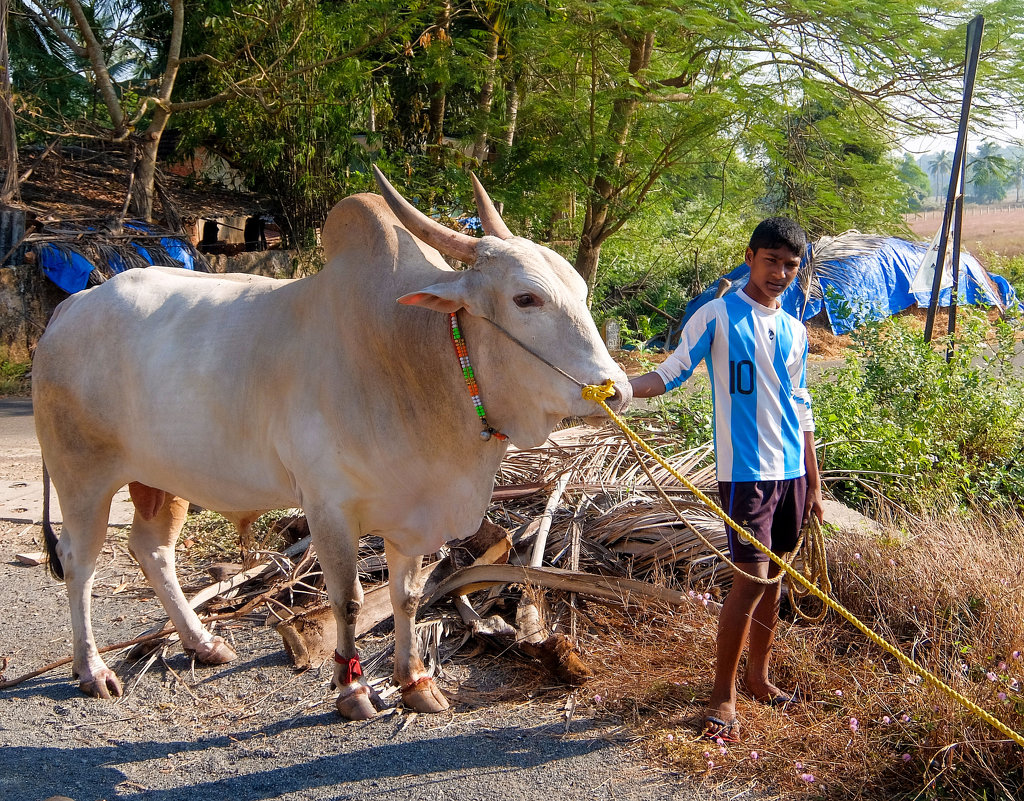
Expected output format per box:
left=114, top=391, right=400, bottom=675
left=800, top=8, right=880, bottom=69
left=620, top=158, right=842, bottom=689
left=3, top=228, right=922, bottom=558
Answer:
left=946, top=155, right=967, bottom=361
left=924, top=14, right=984, bottom=343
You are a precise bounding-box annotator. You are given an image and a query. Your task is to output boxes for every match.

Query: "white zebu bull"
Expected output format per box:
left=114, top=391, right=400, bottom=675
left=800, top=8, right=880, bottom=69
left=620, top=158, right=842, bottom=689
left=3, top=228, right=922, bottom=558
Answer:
left=32, top=168, right=631, bottom=719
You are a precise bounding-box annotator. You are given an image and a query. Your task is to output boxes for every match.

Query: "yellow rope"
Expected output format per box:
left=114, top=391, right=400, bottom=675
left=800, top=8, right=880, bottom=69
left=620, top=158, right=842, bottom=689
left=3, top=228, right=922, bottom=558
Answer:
left=788, top=516, right=832, bottom=624
left=582, top=380, right=1024, bottom=749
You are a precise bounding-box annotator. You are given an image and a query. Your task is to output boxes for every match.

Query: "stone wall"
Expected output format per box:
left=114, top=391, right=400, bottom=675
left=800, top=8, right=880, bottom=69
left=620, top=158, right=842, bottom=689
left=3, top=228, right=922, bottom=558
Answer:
left=0, top=265, right=67, bottom=364
left=204, top=249, right=301, bottom=278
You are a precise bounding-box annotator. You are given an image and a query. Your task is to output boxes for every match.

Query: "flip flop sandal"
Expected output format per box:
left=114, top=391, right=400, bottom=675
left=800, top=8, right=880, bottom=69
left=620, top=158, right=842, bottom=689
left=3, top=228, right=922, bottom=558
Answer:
left=703, top=715, right=740, bottom=743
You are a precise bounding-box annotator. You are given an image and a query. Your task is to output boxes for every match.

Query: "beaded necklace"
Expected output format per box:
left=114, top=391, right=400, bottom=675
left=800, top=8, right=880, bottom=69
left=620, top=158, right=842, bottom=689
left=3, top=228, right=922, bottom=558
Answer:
left=449, top=312, right=507, bottom=441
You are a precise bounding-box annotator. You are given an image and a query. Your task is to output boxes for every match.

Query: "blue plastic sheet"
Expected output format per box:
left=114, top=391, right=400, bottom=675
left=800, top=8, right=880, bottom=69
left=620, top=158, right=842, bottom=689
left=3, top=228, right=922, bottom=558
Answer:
left=37, top=220, right=196, bottom=294
left=684, top=238, right=1019, bottom=335
left=37, top=246, right=97, bottom=294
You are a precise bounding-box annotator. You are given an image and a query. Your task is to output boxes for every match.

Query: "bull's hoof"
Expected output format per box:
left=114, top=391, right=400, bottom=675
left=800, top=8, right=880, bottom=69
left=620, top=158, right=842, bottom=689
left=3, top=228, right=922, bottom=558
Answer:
left=188, top=636, right=238, bottom=665
left=335, top=684, right=377, bottom=721
left=79, top=669, right=123, bottom=699
left=400, top=676, right=450, bottom=713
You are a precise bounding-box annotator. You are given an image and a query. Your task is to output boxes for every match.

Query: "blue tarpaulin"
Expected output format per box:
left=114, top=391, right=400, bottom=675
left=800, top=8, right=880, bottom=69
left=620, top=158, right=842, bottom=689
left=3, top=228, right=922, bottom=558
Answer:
left=684, top=237, right=1019, bottom=335
left=37, top=246, right=97, bottom=295
left=37, top=221, right=199, bottom=294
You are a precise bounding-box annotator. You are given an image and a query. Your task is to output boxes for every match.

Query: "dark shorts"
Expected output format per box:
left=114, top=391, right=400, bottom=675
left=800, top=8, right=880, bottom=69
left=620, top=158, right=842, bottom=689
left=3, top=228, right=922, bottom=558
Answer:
left=718, top=477, right=807, bottom=564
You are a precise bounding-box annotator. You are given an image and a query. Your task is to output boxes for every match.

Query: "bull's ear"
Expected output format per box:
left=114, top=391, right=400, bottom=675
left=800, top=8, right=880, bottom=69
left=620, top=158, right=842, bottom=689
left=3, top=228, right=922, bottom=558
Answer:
left=397, top=282, right=468, bottom=313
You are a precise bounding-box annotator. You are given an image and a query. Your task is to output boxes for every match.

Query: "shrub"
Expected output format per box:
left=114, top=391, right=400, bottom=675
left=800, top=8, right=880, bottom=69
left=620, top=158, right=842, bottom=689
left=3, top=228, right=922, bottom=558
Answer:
left=811, top=307, right=1024, bottom=512
left=0, top=359, right=30, bottom=397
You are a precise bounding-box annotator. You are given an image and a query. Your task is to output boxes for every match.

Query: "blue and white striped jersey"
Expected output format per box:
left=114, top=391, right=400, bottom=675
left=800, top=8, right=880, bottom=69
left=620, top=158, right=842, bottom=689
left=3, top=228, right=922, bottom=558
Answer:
left=655, top=290, right=814, bottom=482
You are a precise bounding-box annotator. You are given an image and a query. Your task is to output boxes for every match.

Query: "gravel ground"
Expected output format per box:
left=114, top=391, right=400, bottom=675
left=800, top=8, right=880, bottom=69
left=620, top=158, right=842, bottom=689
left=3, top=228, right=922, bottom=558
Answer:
left=0, top=399, right=749, bottom=801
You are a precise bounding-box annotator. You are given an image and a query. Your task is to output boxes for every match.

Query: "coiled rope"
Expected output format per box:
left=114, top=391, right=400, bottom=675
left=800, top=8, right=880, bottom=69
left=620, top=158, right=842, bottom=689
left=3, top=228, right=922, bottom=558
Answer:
left=582, top=379, right=1024, bottom=749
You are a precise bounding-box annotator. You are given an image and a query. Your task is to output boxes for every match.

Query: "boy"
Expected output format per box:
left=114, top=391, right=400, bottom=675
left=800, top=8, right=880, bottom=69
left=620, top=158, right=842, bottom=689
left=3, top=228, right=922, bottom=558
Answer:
left=629, top=217, right=823, bottom=742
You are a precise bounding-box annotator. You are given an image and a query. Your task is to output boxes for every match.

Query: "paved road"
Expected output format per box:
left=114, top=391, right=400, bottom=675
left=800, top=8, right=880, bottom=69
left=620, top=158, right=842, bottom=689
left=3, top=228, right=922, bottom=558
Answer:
left=0, top=397, right=136, bottom=524
left=0, top=409, right=729, bottom=801
left=0, top=397, right=35, bottom=448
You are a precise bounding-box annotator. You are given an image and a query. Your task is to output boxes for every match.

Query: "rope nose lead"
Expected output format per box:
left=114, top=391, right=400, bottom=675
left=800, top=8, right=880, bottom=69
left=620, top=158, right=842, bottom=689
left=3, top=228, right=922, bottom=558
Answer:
left=581, top=379, right=616, bottom=403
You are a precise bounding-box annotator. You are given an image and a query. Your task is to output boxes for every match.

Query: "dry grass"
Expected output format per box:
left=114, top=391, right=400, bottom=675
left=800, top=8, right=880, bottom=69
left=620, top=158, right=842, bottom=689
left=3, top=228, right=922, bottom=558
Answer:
left=579, top=511, right=1024, bottom=799
left=806, top=326, right=852, bottom=360
left=180, top=509, right=295, bottom=562
left=906, top=206, right=1024, bottom=259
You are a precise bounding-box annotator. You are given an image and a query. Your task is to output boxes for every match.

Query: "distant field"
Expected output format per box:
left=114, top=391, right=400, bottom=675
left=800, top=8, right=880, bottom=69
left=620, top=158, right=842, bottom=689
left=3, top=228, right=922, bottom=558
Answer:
left=905, top=204, right=1024, bottom=259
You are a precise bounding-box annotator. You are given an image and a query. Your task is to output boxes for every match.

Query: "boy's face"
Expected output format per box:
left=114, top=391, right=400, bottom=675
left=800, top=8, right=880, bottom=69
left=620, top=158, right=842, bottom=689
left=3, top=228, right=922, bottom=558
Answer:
left=743, top=245, right=801, bottom=308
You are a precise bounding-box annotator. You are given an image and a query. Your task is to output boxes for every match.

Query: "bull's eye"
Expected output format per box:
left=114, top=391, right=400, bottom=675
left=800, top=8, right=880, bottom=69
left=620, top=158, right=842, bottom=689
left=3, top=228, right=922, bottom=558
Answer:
left=513, top=292, right=541, bottom=308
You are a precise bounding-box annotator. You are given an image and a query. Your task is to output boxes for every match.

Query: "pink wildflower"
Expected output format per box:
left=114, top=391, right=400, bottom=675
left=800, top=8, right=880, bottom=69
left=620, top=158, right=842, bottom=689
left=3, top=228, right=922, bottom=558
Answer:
left=881, top=716, right=891, bottom=725
left=901, top=714, right=910, bottom=722
left=902, top=754, right=912, bottom=762
left=849, top=718, right=859, bottom=732
left=750, top=751, right=759, bottom=760
left=987, top=672, right=998, bottom=682
left=801, top=773, right=815, bottom=782
left=998, top=692, right=1008, bottom=701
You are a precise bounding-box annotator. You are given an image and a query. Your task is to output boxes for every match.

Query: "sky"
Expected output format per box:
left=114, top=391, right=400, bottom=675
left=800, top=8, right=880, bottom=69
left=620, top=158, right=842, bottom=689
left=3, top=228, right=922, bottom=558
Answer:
left=901, top=113, right=1024, bottom=156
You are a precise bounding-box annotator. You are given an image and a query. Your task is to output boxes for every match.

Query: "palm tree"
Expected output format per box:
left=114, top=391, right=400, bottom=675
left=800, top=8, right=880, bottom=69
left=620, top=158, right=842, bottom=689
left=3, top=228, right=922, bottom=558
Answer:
left=930, top=150, right=952, bottom=201
left=968, top=141, right=1010, bottom=204
left=1010, top=145, right=1024, bottom=203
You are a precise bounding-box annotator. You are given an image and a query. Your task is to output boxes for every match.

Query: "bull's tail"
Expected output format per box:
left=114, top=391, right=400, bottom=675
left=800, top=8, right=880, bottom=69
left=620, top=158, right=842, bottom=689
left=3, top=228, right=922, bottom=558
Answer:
left=41, top=461, right=65, bottom=581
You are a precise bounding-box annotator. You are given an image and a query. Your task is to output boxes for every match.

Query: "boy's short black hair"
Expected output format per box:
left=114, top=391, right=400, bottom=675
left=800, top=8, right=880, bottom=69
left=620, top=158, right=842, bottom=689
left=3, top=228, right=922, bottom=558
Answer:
left=748, top=217, right=807, bottom=257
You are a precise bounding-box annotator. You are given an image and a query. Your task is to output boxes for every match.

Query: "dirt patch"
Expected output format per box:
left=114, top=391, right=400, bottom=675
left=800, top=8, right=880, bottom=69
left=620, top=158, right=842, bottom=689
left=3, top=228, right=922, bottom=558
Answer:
left=806, top=324, right=851, bottom=359
left=612, top=349, right=669, bottom=376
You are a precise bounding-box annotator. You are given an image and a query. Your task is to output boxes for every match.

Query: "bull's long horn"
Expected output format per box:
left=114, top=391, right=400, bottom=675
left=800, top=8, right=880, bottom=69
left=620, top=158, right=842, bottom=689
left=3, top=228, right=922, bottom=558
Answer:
left=470, top=172, right=513, bottom=240
left=372, top=165, right=479, bottom=265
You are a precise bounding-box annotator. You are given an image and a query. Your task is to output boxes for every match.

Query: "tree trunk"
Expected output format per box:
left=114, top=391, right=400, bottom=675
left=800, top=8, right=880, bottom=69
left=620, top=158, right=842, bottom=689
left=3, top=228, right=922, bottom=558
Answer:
left=428, top=84, right=446, bottom=145
left=505, top=74, right=522, bottom=148
left=569, top=32, right=653, bottom=293
left=471, top=31, right=500, bottom=164
left=126, top=0, right=184, bottom=221
left=127, top=104, right=173, bottom=221
left=427, top=1, right=452, bottom=147
left=0, top=0, right=19, bottom=204
left=573, top=228, right=603, bottom=298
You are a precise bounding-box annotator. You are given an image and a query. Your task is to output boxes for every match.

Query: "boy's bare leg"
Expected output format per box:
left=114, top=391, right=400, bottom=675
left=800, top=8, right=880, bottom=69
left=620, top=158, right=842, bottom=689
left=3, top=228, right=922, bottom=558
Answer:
left=705, top=561, right=770, bottom=730
left=744, top=560, right=785, bottom=700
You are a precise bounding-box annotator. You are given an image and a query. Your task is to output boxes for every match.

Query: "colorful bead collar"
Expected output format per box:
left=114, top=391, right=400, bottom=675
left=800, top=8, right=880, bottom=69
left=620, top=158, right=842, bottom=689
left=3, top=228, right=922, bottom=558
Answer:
left=449, top=312, right=507, bottom=441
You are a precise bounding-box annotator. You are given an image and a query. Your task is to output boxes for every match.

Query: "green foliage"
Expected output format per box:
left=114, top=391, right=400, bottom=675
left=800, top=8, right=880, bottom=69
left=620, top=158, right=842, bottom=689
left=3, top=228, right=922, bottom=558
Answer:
left=981, top=250, right=1024, bottom=300
left=659, top=384, right=716, bottom=452
left=11, top=0, right=1024, bottom=288
left=753, top=95, right=912, bottom=237
left=590, top=165, right=760, bottom=343
left=897, top=153, right=931, bottom=212
left=0, top=359, right=30, bottom=396
left=811, top=308, right=1024, bottom=511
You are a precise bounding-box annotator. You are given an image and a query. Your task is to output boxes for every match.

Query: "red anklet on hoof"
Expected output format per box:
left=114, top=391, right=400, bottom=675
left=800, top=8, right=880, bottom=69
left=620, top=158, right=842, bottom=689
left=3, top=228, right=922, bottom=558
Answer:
left=400, top=676, right=434, bottom=694
left=334, top=651, right=363, bottom=685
